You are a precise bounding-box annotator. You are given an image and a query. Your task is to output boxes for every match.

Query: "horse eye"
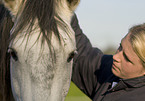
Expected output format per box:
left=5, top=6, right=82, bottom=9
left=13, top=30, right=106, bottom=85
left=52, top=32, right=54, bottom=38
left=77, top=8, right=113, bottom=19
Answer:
left=67, top=51, right=77, bottom=62
left=8, top=48, right=18, bottom=61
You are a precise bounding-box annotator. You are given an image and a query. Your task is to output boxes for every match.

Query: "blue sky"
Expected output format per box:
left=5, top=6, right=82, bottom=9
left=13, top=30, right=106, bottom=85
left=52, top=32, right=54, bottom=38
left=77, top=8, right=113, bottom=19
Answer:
left=75, top=0, right=145, bottom=51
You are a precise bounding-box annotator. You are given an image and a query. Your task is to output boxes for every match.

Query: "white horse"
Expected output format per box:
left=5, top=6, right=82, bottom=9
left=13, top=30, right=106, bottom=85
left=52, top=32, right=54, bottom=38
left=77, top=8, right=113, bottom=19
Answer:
left=1, top=0, right=80, bottom=101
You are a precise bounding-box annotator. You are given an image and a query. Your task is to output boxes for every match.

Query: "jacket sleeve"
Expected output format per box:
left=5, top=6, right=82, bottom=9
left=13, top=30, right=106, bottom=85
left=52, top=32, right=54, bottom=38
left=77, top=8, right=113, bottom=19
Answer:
left=71, top=14, right=105, bottom=99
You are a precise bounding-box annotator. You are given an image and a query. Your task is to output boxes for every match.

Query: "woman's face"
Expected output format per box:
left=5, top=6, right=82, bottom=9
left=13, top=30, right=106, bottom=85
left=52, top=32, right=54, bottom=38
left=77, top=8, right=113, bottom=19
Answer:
left=112, top=33, right=145, bottom=79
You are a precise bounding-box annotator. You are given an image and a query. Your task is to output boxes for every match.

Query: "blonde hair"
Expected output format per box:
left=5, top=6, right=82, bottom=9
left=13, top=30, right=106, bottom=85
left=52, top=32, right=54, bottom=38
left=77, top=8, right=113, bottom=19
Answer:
left=129, top=23, right=145, bottom=67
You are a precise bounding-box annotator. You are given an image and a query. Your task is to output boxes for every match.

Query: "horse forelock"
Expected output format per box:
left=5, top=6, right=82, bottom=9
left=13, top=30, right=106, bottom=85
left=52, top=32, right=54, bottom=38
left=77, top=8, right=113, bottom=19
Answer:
left=11, top=0, right=72, bottom=48
left=9, top=0, right=74, bottom=62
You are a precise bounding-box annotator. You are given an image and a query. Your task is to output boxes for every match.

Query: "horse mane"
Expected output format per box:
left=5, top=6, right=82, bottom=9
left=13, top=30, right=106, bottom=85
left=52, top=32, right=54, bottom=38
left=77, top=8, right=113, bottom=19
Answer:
left=11, top=0, right=71, bottom=57
left=0, top=4, right=14, bottom=101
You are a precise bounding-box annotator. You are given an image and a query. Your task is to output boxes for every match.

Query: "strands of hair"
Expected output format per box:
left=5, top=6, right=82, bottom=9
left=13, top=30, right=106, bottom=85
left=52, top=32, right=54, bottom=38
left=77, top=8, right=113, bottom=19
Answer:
left=10, top=0, right=71, bottom=63
left=0, top=4, right=14, bottom=101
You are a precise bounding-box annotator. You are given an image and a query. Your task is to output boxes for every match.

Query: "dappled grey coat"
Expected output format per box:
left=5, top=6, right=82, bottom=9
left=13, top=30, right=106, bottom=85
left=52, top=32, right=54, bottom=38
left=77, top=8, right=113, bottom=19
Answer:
left=71, top=14, right=145, bottom=101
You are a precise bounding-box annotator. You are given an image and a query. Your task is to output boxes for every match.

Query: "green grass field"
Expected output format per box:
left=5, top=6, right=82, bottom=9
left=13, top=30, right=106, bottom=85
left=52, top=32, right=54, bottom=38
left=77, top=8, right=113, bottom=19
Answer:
left=65, top=82, right=91, bottom=101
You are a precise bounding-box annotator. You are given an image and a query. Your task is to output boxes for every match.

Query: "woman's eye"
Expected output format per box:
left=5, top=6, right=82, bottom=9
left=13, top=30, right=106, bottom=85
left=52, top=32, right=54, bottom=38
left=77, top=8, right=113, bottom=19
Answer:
left=123, top=53, right=129, bottom=61
left=118, top=44, right=122, bottom=51
left=122, top=52, right=133, bottom=64
left=67, top=51, right=77, bottom=62
left=8, top=48, right=18, bottom=61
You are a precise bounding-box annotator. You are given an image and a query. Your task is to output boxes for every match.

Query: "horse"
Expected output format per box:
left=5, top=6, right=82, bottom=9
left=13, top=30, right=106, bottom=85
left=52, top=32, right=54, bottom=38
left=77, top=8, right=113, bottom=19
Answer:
left=0, top=0, right=80, bottom=101
left=0, top=3, right=14, bottom=101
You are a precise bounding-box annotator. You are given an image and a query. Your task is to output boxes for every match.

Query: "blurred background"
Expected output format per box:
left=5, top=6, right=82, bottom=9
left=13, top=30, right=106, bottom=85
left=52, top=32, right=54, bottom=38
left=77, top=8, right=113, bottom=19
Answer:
left=65, top=0, right=145, bottom=101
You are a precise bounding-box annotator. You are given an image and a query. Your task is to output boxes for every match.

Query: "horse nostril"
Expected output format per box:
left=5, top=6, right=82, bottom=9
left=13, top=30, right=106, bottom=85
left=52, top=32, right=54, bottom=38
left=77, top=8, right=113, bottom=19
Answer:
left=8, top=48, right=18, bottom=61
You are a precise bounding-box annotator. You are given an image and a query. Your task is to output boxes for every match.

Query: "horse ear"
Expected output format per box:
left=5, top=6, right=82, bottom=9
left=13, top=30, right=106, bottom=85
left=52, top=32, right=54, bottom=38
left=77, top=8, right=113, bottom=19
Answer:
left=67, top=0, right=80, bottom=11
left=2, top=0, right=21, bottom=15
left=2, top=0, right=16, bottom=10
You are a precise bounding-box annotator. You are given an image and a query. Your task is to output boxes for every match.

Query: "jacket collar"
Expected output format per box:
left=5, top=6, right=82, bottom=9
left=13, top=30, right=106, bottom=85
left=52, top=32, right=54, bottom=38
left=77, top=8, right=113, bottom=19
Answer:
left=111, top=76, right=145, bottom=91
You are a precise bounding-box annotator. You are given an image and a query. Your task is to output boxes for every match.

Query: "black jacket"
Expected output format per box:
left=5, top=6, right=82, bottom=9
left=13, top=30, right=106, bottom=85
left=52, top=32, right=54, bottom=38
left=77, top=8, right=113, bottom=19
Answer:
left=71, top=14, right=145, bottom=101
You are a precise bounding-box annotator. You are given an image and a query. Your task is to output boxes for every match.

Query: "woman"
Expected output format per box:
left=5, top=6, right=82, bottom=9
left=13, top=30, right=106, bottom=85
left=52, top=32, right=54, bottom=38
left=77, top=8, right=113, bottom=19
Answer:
left=71, top=14, right=145, bottom=101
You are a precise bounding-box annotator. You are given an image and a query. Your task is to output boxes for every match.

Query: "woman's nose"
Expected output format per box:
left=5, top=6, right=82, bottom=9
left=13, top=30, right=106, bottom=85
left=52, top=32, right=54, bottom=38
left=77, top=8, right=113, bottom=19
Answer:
left=113, top=52, right=121, bottom=63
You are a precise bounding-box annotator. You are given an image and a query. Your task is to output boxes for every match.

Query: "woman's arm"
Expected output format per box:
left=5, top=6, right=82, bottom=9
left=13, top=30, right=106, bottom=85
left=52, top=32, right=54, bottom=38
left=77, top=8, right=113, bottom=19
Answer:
left=71, top=14, right=104, bottom=99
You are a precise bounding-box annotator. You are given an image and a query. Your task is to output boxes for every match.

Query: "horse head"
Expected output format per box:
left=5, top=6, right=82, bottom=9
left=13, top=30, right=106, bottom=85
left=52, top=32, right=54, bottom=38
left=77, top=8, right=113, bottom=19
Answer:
left=2, top=0, right=80, bottom=101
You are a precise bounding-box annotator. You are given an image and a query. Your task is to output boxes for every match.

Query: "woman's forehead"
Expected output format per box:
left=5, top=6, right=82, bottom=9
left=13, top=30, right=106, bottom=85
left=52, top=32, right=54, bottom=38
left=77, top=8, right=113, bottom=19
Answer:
left=121, top=33, right=141, bottom=63
left=121, top=33, right=133, bottom=53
